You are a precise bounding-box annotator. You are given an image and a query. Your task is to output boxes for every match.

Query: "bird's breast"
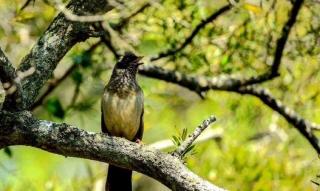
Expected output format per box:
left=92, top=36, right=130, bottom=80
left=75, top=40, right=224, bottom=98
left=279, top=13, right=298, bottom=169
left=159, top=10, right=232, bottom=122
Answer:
left=102, top=90, right=143, bottom=141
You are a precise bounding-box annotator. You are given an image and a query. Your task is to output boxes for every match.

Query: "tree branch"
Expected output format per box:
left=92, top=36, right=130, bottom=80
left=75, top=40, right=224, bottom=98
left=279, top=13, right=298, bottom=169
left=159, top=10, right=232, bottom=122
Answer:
left=29, top=2, right=150, bottom=109
left=149, top=128, right=223, bottom=150
left=20, top=0, right=35, bottom=11
left=173, top=115, right=216, bottom=158
left=0, top=110, right=225, bottom=191
left=0, top=48, right=23, bottom=111
left=112, top=2, right=151, bottom=32
left=0, top=48, right=16, bottom=90
left=139, top=65, right=320, bottom=153
left=237, top=0, right=305, bottom=86
left=31, top=64, right=77, bottom=110
left=31, top=40, right=101, bottom=110
left=237, top=86, right=320, bottom=153
left=16, top=0, right=112, bottom=111
left=151, top=4, right=232, bottom=61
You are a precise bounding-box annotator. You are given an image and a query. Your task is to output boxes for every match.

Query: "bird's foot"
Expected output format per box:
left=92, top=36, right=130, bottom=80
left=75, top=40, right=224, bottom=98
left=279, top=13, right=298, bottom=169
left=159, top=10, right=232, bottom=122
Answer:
left=135, top=139, right=143, bottom=145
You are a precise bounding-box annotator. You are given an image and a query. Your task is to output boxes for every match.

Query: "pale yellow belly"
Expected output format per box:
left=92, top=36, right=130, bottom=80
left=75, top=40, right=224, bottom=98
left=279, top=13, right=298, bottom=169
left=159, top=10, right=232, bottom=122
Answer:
left=102, top=91, right=143, bottom=141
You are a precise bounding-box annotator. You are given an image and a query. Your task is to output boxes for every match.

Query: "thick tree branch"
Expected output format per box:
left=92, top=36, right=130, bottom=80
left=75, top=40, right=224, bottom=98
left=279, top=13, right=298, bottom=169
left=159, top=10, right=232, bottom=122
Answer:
left=0, top=48, right=23, bottom=111
left=31, top=41, right=101, bottom=110
left=31, top=64, right=77, bottom=110
left=16, top=0, right=112, bottom=111
left=0, top=111, right=225, bottom=191
left=0, top=48, right=16, bottom=90
left=151, top=4, right=232, bottom=61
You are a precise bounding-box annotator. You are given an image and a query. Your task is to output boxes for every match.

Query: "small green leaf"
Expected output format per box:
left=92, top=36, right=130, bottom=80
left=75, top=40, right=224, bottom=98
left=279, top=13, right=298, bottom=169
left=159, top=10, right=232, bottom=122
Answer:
left=182, top=128, right=188, bottom=141
left=220, top=55, right=230, bottom=66
left=72, top=99, right=96, bottom=112
left=71, top=70, right=83, bottom=85
left=3, top=147, right=12, bottom=158
left=46, top=98, right=65, bottom=119
left=172, top=136, right=180, bottom=145
left=73, top=52, right=92, bottom=68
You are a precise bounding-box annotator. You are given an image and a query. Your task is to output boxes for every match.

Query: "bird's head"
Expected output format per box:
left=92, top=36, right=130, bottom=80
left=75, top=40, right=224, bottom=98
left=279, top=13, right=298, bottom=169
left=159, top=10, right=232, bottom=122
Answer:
left=115, top=51, right=143, bottom=71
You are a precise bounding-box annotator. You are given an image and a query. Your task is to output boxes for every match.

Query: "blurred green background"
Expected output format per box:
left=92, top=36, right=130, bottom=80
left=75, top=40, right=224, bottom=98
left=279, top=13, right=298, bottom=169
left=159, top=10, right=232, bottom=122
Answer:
left=0, top=0, right=320, bottom=190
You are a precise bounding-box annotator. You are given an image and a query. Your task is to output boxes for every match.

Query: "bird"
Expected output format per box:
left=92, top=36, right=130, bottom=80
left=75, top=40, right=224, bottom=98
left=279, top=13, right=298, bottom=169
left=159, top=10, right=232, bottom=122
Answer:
left=101, top=51, right=144, bottom=191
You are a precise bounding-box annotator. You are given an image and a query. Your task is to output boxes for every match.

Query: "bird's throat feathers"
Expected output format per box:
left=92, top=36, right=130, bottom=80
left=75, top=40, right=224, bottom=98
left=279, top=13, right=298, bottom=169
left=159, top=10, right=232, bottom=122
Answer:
left=106, top=68, right=139, bottom=98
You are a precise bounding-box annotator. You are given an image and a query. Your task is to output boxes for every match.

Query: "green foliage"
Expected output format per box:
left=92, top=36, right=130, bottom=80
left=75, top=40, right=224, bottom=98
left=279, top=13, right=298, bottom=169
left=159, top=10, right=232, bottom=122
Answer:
left=72, top=52, right=92, bottom=68
left=1, top=0, right=320, bottom=190
left=71, top=69, right=83, bottom=85
left=45, top=98, right=65, bottom=119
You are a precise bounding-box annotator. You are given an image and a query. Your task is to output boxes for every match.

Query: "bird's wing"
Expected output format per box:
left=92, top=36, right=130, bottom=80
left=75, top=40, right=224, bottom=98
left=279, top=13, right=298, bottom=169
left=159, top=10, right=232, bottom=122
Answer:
left=134, top=108, right=144, bottom=141
left=101, top=106, right=110, bottom=135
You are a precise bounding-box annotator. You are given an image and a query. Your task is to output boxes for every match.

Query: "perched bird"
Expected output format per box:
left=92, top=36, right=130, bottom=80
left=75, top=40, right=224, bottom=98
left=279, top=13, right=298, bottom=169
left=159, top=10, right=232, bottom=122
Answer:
left=101, top=51, right=144, bottom=191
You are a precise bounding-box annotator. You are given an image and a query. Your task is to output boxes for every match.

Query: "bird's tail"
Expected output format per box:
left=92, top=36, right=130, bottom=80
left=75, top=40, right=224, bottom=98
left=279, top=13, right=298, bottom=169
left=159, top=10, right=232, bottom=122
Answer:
left=105, top=165, right=132, bottom=191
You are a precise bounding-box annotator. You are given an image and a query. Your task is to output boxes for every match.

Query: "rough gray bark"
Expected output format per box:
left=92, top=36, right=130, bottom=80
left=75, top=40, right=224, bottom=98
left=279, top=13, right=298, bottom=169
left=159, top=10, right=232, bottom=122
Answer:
left=16, top=0, right=112, bottom=110
left=0, top=48, right=23, bottom=110
left=0, top=111, right=225, bottom=191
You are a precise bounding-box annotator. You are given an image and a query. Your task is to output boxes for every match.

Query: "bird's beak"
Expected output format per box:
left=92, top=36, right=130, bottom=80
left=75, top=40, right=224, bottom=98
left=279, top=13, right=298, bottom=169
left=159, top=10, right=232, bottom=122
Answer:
left=136, top=56, right=144, bottom=65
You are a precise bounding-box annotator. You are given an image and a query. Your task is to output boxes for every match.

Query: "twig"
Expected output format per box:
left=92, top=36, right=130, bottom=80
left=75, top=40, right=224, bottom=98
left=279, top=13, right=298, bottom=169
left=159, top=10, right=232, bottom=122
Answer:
left=20, top=0, right=35, bottom=11
left=0, top=48, right=16, bottom=88
left=113, top=2, right=151, bottom=32
left=173, top=115, right=216, bottom=158
left=94, top=23, right=120, bottom=59
left=149, top=128, right=223, bottom=150
left=151, top=4, right=232, bottom=61
left=237, top=0, right=305, bottom=86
